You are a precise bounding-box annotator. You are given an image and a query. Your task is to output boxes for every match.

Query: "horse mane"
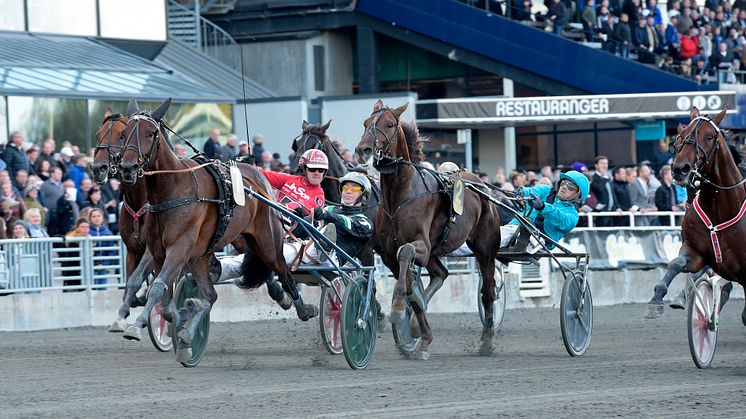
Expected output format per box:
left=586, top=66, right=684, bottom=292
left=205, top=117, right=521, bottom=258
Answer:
left=721, top=130, right=746, bottom=173
left=401, top=120, right=427, bottom=164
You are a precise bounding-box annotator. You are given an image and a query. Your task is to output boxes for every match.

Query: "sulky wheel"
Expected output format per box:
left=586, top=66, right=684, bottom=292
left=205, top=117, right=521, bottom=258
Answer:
left=147, top=301, right=173, bottom=352
left=170, top=274, right=210, bottom=368
left=477, top=263, right=506, bottom=332
left=688, top=277, right=718, bottom=368
left=341, top=275, right=377, bottom=370
left=319, top=277, right=345, bottom=355
left=391, top=300, right=421, bottom=358
left=560, top=271, right=593, bottom=357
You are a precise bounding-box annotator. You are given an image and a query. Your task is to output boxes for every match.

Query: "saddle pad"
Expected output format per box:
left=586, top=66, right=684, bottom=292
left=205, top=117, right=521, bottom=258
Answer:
left=452, top=178, right=464, bottom=215
left=230, top=162, right=245, bottom=206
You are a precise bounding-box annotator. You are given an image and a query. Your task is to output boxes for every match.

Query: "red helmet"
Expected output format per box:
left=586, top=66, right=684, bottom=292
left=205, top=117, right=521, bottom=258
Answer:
left=299, top=149, right=329, bottom=170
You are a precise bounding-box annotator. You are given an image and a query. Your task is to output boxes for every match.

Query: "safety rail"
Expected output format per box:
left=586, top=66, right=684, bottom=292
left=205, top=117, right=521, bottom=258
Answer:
left=578, top=210, right=685, bottom=229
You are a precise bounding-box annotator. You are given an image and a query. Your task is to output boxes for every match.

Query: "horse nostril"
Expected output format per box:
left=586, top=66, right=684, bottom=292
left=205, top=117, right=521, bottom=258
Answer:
left=682, top=164, right=691, bottom=174
left=363, top=147, right=372, bottom=156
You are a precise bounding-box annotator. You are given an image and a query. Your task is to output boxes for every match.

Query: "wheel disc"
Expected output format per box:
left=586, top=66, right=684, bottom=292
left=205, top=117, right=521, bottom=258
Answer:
left=688, top=278, right=717, bottom=368
left=319, top=277, right=345, bottom=355
left=391, top=301, right=421, bottom=357
left=560, top=272, right=593, bottom=357
left=341, top=275, right=377, bottom=369
left=478, top=264, right=506, bottom=332
left=171, top=274, right=210, bottom=368
left=147, top=301, right=173, bottom=352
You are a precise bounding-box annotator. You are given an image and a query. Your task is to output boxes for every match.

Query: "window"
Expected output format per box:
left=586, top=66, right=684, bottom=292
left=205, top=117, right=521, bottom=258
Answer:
left=8, top=96, right=88, bottom=149
left=27, top=0, right=97, bottom=36
left=99, top=0, right=167, bottom=41
left=0, top=0, right=25, bottom=31
left=314, top=45, right=325, bottom=91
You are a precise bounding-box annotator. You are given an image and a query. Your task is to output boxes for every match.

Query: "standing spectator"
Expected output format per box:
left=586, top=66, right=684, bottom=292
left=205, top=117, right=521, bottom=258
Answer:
left=600, top=11, right=619, bottom=53
left=512, top=0, right=533, bottom=21
left=676, top=6, right=694, bottom=34
left=611, top=166, right=632, bottom=226
left=57, top=146, right=74, bottom=175
left=87, top=208, right=114, bottom=288
left=548, top=0, right=569, bottom=35
left=35, top=138, right=56, bottom=174
left=25, top=148, right=39, bottom=176
left=40, top=167, right=64, bottom=213
left=2, top=132, right=31, bottom=180
left=237, top=141, right=251, bottom=160
left=666, top=13, right=682, bottom=59
left=259, top=151, right=273, bottom=170
left=23, top=208, right=49, bottom=238
left=633, top=17, right=654, bottom=62
left=252, top=134, right=266, bottom=161
left=652, top=140, right=673, bottom=173
left=0, top=181, right=26, bottom=237
left=638, top=162, right=661, bottom=199
left=626, top=167, right=654, bottom=226
left=83, top=185, right=107, bottom=217
left=655, top=166, right=683, bottom=225
left=540, top=165, right=555, bottom=182
left=582, top=0, right=598, bottom=40
left=590, top=155, right=616, bottom=226
left=174, top=144, right=188, bottom=158
left=203, top=128, right=223, bottom=160
left=48, top=179, right=79, bottom=237
left=61, top=217, right=89, bottom=291
left=270, top=153, right=284, bottom=172
left=614, top=12, right=633, bottom=57
left=37, top=160, right=52, bottom=181
left=101, top=178, right=121, bottom=234
left=510, top=171, right=527, bottom=188
left=22, top=184, right=45, bottom=225
left=13, top=169, right=28, bottom=194
left=68, top=155, right=88, bottom=190
left=222, top=134, right=238, bottom=161
left=646, top=0, right=662, bottom=24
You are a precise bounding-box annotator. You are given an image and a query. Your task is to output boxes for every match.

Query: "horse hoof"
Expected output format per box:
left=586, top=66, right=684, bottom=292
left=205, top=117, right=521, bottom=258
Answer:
left=176, top=347, right=192, bottom=363
left=278, top=294, right=293, bottom=311
left=644, top=304, right=664, bottom=319
left=177, top=329, right=192, bottom=346
left=108, top=317, right=127, bottom=333
left=122, top=326, right=142, bottom=341
left=409, top=315, right=421, bottom=338
left=306, top=304, right=319, bottom=319
left=411, top=351, right=430, bottom=361
left=389, top=308, right=406, bottom=324
left=478, top=340, right=494, bottom=356
left=669, top=298, right=686, bottom=310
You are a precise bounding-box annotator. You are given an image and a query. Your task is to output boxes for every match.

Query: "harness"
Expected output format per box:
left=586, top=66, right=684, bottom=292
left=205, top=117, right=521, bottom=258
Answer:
left=122, top=199, right=149, bottom=243
left=692, top=190, right=746, bottom=264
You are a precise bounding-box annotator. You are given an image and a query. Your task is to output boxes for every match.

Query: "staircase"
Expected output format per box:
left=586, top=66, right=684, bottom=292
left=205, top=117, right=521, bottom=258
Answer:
left=167, top=0, right=240, bottom=71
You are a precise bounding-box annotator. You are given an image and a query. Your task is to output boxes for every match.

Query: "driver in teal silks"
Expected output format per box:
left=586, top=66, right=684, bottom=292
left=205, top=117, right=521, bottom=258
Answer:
left=503, top=170, right=590, bottom=248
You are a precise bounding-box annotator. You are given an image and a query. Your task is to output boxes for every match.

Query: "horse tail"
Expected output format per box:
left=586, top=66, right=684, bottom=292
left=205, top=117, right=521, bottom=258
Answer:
left=237, top=249, right=273, bottom=289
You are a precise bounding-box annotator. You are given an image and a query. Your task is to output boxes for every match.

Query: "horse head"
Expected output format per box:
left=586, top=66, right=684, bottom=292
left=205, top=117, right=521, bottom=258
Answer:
left=671, top=107, right=728, bottom=186
left=118, top=97, right=172, bottom=185
left=356, top=100, right=409, bottom=166
left=91, top=109, right=128, bottom=184
left=288, top=120, right=332, bottom=174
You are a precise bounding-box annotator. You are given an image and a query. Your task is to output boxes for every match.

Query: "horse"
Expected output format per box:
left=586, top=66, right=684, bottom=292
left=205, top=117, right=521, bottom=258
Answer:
left=645, top=107, right=745, bottom=325
left=89, top=111, right=158, bottom=333
left=288, top=120, right=386, bottom=324
left=355, top=100, right=503, bottom=359
left=117, top=98, right=317, bottom=358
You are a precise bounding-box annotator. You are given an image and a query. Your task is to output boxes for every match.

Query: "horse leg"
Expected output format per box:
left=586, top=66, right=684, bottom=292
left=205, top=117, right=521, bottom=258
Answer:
left=122, top=276, right=166, bottom=341
left=400, top=240, right=434, bottom=359
left=670, top=266, right=710, bottom=310
left=177, top=257, right=216, bottom=348
left=476, top=255, right=497, bottom=356
left=719, top=281, right=733, bottom=312
left=108, top=249, right=149, bottom=332
left=390, top=243, right=416, bottom=325
left=645, top=249, right=698, bottom=319
left=409, top=258, right=450, bottom=338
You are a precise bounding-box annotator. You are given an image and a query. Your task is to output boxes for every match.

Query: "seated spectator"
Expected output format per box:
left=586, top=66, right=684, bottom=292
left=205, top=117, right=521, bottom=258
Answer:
left=11, top=220, right=30, bottom=239
left=0, top=181, right=26, bottom=237
left=22, top=184, right=45, bottom=226
left=23, top=208, right=48, bottom=238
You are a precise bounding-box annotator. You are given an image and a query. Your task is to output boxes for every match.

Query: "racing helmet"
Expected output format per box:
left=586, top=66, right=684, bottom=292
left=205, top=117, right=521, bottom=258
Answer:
left=559, top=170, right=590, bottom=203
left=299, top=149, right=329, bottom=170
left=438, top=161, right=460, bottom=174
left=339, top=172, right=372, bottom=204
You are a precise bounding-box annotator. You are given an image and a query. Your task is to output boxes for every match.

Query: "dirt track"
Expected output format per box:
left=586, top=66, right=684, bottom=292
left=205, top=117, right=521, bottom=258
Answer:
left=2, top=302, right=746, bottom=418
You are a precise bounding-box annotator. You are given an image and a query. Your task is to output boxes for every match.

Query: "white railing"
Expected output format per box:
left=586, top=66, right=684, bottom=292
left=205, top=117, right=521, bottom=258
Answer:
left=578, top=210, right=685, bottom=229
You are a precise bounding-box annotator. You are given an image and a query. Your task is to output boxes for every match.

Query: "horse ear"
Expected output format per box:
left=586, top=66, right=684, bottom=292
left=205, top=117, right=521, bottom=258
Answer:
left=690, top=106, right=700, bottom=120
left=712, top=107, right=728, bottom=125
left=302, top=120, right=309, bottom=129
left=151, top=98, right=172, bottom=121
left=127, top=98, right=140, bottom=115
left=373, top=99, right=383, bottom=112
left=392, top=102, right=409, bottom=119
left=676, top=123, right=685, bottom=133
left=321, top=120, right=331, bottom=132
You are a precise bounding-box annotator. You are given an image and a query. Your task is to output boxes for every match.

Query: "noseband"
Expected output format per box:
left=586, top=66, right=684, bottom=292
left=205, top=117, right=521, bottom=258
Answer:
left=364, top=107, right=401, bottom=162
left=94, top=113, right=126, bottom=178
left=122, top=112, right=162, bottom=178
left=671, top=116, right=745, bottom=190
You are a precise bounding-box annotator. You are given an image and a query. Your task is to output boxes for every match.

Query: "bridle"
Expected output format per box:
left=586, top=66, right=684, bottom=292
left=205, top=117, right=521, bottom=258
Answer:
left=121, top=112, right=163, bottom=178
left=93, top=113, right=126, bottom=178
left=671, top=115, right=746, bottom=190
left=364, top=107, right=402, bottom=162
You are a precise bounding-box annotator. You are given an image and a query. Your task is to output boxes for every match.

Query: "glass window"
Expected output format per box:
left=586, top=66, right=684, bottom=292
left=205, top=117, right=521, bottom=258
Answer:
left=28, top=0, right=97, bottom=36
left=597, top=129, right=635, bottom=166
left=0, top=0, right=25, bottom=31
left=556, top=131, right=595, bottom=168
left=9, top=96, right=88, bottom=150
left=99, top=0, right=167, bottom=41
left=0, top=97, right=7, bottom=145
left=517, top=132, right=554, bottom=170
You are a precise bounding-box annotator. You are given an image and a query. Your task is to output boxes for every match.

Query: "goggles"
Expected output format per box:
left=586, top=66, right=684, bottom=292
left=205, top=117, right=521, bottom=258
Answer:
left=559, top=179, right=579, bottom=192
left=307, top=167, right=326, bottom=174
left=341, top=183, right=363, bottom=193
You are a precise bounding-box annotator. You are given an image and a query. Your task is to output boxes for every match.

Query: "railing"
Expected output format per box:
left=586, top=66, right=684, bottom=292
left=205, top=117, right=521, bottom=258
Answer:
left=578, top=210, right=685, bottom=229
left=167, top=0, right=240, bottom=71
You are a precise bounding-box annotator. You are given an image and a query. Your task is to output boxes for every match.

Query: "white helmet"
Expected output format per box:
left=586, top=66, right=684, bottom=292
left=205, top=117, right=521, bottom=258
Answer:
left=339, top=172, right=372, bottom=204
left=299, top=149, right=329, bottom=170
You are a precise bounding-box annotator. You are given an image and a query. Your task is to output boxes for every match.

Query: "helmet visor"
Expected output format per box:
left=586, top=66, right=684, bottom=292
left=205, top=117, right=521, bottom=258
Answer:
left=341, top=183, right=363, bottom=193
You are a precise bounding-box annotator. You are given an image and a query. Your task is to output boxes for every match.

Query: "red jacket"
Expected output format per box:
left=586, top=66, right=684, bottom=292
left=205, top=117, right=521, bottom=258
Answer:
left=680, top=35, right=699, bottom=59
left=258, top=168, right=325, bottom=215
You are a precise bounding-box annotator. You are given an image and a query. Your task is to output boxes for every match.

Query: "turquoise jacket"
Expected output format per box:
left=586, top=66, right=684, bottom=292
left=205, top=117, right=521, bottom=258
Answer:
left=509, top=184, right=579, bottom=243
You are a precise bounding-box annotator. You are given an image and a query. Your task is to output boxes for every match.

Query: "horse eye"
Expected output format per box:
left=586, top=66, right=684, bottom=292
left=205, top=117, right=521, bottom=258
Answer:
left=387, top=123, right=394, bottom=128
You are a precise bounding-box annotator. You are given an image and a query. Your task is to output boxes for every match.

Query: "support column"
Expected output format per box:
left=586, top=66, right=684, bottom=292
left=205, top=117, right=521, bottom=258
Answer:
left=502, top=78, right=516, bottom=172
left=356, top=26, right=379, bottom=94
left=458, top=129, right=473, bottom=172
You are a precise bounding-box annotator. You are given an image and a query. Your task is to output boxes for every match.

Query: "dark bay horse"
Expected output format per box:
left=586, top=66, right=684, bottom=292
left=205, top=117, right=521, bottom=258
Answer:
left=90, top=112, right=158, bottom=333
left=355, top=100, right=502, bottom=359
left=646, top=107, right=745, bottom=324
left=117, top=98, right=317, bottom=358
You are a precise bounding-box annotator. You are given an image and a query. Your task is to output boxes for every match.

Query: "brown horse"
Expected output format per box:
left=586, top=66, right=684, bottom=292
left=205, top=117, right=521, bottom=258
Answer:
left=646, top=107, right=745, bottom=324
left=355, top=100, right=502, bottom=359
left=89, top=112, right=158, bottom=333
left=117, top=98, right=317, bottom=357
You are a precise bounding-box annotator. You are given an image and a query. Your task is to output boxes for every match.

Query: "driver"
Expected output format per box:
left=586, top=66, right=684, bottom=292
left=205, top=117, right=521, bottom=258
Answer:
left=503, top=170, right=590, bottom=249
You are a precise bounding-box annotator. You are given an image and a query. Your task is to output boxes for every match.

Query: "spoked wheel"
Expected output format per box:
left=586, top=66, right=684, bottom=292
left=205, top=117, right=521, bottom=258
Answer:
left=560, top=271, right=593, bottom=357
left=391, top=299, right=421, bottom=358
left=147, top=301, right=173, bottom=352
left=341, top=275, right=377, bottom=370
left=688, top=277, right=718, bottom=368
left=171, top=274, right=210, bottom=368
left=477, top=263, right=506, bottom=332
left=319, top=277, right=345, bottom=355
